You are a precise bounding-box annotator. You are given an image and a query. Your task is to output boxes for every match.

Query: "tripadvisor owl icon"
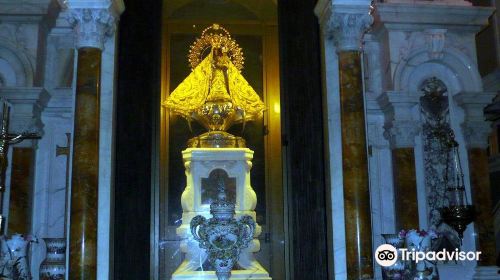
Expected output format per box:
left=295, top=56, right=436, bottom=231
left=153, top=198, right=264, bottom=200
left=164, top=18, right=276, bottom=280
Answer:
left=375, top=244, right=398, bottom=267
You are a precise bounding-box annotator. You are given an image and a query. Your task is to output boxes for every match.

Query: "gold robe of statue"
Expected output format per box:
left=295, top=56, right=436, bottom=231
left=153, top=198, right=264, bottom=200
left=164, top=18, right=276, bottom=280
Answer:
left=163, top=47, right=265, bottom=130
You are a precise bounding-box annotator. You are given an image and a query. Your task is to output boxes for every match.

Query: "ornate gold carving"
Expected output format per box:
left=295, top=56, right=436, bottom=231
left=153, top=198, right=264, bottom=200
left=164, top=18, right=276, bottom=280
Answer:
left=163, top=24, right=265, bottom=148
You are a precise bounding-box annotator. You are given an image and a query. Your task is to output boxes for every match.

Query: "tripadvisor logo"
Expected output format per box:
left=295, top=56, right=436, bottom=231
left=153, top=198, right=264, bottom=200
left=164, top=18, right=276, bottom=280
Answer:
left=375, top=244, right=398, bottom=267
left=375, top=244, right=482, bottom=267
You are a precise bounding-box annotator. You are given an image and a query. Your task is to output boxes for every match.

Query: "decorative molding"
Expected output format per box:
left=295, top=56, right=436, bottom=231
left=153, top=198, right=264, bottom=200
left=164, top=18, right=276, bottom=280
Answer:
left=455, top=92, right=497, bottom=121
left=0, top=1, right=53, bottom=17
left=375, top=3, right=494, bottom=31
left=378, top=91, right=420, bottom=148
left=0, top=34, right=35, bottom=87
left=384, top=121, right=421, bottom=148
left=425, top=29, right=447, bottom=60
left=455, top=92, right=497, bottom=149
left=0, top=87, right=50, bottom=135
left=200, top=160, right=237, bottom=171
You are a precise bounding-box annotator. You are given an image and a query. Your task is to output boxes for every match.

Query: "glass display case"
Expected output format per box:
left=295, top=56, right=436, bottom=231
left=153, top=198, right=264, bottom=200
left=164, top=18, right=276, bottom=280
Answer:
left=155, top=1, right=285, bottom=279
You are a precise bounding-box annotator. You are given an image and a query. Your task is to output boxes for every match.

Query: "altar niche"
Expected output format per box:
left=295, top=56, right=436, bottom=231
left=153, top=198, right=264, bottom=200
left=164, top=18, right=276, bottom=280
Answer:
left=115, top=0, right=329, bottom=278
left=201, top=169, right=236, bottom=206
left=156, top=1, right=284, bottom=279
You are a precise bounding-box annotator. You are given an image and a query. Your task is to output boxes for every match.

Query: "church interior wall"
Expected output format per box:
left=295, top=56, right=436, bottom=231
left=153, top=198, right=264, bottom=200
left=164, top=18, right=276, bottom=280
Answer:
left=0, top=0, right=498, bottom=279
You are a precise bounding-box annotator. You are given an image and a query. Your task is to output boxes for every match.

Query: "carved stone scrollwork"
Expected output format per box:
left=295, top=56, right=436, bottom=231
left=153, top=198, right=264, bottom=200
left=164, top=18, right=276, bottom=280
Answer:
left=66, top=8, right=117, bottom=50
left=425, top=29, right=447, bottom=60
left=327, top=11, right=373, bottom=51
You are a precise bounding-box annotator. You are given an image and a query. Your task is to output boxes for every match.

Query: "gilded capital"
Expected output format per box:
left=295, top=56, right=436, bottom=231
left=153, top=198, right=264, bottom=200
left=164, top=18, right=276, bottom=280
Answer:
left=66, top=8, right=117, bottom=50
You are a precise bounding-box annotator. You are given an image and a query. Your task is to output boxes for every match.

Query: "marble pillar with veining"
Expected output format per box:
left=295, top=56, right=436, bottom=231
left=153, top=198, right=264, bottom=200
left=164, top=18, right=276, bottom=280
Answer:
left=69, top=47, right=101, bottom=279
left=59, top=3, right=122, bottom=279
left=315, top=1, right=374, bottom=279
left=338, top=51, right=374, bottom=279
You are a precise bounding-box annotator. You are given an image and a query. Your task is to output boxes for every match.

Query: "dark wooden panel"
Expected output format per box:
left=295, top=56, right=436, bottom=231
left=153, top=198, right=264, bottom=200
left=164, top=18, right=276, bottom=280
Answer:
left=278, top=0, right=330, bottom=278
left=114, top=0, right=162, bottom=279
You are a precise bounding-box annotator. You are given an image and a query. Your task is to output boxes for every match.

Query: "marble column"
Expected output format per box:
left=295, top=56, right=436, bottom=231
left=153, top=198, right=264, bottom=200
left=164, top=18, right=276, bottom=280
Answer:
left=62, top=5, right=118, bottom=279
left=379, top=92, right=420, bottom=231
left=70, top=46, right=101, bottom=279
left=318, top=2, right=374, bottom=279
left=456, top=92, right=497, bottom=266
left=338, top=50, right=373, bottom=279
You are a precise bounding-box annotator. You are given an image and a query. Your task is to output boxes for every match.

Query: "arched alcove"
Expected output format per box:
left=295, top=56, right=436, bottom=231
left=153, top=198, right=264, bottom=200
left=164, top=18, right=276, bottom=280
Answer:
left=395, top=59, right=479, bottom=270
left=394, top=47, right=482, bottom=93
left=0, top=42, right=34, bottom=87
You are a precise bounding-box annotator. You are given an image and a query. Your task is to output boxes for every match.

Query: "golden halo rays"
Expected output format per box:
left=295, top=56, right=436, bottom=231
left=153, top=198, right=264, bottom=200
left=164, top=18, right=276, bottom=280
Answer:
left=188, top=24, right=245, bottom=72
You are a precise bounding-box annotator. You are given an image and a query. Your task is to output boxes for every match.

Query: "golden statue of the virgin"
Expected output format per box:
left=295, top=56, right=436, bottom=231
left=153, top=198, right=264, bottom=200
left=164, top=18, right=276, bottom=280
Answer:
left=163, top=24, right=265, bottom=148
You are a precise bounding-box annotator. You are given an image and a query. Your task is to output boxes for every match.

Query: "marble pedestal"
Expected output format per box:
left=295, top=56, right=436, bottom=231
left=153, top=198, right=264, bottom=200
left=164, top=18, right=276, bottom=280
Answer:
left=171, top=148, right=270, bottom=280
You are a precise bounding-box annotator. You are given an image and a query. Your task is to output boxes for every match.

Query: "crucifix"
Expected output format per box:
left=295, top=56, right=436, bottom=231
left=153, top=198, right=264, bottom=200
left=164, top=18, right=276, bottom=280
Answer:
left=0, top=101, right=40, bottom=234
